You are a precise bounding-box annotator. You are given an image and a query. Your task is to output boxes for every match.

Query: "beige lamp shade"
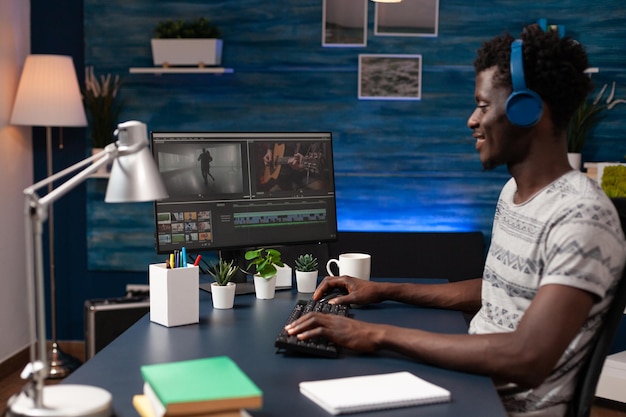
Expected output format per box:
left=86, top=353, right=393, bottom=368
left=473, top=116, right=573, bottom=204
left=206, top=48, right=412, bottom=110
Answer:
left=11, top=55, right=87, bottom=127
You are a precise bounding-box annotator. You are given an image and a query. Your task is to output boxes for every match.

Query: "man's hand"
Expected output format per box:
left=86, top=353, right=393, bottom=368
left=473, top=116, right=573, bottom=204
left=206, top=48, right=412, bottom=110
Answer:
left=263, top=149, right=273, bottom=166
left=313, top=275, right=384, bottom=305
left=288, top=153, right=304, bottom=170
left=284, top=312, right=384, bottom=353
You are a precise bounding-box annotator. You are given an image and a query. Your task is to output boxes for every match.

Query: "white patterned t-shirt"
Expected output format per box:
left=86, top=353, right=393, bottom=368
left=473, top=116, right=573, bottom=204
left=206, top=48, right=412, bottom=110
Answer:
left=469, top=170, right=626, bottom=417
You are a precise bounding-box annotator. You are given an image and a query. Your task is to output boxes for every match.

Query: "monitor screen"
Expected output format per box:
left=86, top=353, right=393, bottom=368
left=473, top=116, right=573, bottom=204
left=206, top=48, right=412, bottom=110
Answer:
left=151, top=132, right=338, bottom=255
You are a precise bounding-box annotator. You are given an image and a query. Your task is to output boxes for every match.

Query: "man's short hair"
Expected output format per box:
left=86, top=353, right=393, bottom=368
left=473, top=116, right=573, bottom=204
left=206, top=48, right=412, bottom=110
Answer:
left=473, top=23, right=592, bottom=130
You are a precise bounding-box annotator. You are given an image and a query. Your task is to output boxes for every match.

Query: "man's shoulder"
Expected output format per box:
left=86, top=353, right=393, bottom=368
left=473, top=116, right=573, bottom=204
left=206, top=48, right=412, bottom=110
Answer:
left=544, top=171, right=613, bottom=208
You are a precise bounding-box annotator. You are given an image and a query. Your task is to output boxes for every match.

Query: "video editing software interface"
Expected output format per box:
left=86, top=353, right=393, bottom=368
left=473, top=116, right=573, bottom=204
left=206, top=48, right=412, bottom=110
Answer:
left=151, top=132, right=338, bottom=255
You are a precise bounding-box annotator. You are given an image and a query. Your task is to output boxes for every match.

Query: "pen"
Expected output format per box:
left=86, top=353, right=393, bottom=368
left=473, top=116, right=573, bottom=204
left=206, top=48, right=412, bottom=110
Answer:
left=193, top=254, right=202, bottom=267
left=181, top=247, right=187, bottom=268
left=169, top=253, right=175, bottom=269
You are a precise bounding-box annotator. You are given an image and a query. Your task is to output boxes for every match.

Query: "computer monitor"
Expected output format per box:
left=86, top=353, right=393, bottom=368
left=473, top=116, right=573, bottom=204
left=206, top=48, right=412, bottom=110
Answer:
left=151, top=132, right=338, bottom=265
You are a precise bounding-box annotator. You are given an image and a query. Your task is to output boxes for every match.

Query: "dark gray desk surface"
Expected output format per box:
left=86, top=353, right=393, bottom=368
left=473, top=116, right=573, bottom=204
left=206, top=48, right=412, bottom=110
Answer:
left=64, top=279, right=507, bottom=417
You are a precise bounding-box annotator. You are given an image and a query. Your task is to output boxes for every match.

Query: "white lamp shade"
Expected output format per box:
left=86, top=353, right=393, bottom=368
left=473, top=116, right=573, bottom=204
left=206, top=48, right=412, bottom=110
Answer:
left=105, top=121, right=169, bottom=203
left=11, top=55, right=87, bottom=127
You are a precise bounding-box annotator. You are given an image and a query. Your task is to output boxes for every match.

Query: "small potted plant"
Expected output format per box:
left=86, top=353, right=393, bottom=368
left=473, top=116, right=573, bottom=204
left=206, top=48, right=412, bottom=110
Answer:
left=207, top=258, right=238, bottom=309
left=244, top=248, right=283, bottom=299
left=294, top=254, right=319, bottom=293
left=151, top=17, right=223, bottom=67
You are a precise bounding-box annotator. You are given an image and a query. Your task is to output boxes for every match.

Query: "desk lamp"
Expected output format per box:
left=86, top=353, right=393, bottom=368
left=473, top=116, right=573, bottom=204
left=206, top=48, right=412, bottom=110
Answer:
left=10, top=54, right=87, bottom=378
left=7, top=120, right=168, bottom=417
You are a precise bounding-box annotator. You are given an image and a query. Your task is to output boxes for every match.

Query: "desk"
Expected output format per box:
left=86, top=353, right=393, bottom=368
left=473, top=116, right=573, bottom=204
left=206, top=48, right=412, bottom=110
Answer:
left=64, top=281, right=507, bottom=417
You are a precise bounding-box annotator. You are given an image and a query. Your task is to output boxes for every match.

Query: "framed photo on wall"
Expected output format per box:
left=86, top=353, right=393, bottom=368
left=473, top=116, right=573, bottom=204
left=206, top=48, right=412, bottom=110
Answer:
left=374, top=0, right=439, bottom=37
left=358, top=54, right=422, bottom=100
left=322, top=0, right=367, bottom=47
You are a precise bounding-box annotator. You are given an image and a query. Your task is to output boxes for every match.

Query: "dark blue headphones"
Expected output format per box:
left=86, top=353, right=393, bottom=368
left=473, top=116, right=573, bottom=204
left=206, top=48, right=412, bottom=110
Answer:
left=506, top=39, right=543, bottom=127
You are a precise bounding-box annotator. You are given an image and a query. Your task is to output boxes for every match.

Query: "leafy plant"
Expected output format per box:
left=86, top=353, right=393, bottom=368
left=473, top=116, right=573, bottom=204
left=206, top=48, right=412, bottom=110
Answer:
left=601, top=165, right=626, bottom=198
left=154, top=17, right=221, bottom=39
left=208, top=258, right=238, bottom=286
left=294, top=254, right=318, bottom=272
left=567, top=82, right=625, bottom=153
left=83, top=67, right=123, bottom=148
left=244, top=248, right=283, bottom=280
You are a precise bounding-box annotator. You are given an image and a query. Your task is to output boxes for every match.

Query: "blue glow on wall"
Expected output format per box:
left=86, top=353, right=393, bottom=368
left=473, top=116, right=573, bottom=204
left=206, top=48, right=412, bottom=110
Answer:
left=84, top=0, right=626, bottom=271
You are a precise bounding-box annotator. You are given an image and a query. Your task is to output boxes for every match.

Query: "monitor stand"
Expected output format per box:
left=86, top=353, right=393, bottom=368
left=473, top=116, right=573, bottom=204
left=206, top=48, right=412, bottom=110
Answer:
left=198, top=248, right=292, bottom=295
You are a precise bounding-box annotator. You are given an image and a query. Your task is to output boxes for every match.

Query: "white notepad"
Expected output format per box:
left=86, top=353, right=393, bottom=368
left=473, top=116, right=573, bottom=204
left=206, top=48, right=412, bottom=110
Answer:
left=299, top=371, right=451, bottom=415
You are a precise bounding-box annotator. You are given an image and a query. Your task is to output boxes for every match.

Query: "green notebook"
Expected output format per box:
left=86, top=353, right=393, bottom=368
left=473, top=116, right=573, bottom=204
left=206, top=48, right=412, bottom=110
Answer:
left=140, top=356, right=262, bottom=416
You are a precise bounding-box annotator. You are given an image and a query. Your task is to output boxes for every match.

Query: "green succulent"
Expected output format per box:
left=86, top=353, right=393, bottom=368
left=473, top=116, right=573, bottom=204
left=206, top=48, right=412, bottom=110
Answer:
left=244, top=248, right=283, bottom=280
left=208, top=258, right=238, bottom=286
left=295, top=254, right=318, bottom=272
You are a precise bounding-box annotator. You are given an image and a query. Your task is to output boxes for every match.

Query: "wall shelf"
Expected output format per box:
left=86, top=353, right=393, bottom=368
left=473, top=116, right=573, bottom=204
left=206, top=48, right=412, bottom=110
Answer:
left=128, top=67, right=234, bottom=74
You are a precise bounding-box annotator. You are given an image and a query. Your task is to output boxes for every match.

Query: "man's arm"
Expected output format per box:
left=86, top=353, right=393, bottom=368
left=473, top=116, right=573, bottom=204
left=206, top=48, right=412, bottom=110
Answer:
left=313, top=276, right=483, bottom=314
left=288, top=283, right=594, bottom=388
left=377, top=278, right=483, bottom=313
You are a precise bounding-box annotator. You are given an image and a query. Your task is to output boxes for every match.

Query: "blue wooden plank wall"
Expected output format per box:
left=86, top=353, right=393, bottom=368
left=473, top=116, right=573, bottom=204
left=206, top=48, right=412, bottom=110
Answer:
left=85, top=0, right=626, bottom=271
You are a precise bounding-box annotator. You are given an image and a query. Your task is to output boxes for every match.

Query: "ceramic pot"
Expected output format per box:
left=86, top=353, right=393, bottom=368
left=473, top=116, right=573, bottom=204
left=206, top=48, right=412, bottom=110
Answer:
left=295, top=271, right=318, bottom=293
left=253, top=274, right=277, bottom=299
left=568, top=152, right=582, bottom=170
left=210, top=282, right=236, bottom=309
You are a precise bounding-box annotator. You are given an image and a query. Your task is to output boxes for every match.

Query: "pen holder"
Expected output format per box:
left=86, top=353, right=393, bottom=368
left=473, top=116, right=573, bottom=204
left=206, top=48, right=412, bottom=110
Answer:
left=149, top=263, right=199, bottom=327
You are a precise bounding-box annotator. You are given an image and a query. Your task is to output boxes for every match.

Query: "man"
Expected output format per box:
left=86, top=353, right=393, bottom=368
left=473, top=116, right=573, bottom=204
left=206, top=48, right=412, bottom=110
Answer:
left=285, top=24, right=626, bottom=417
left=198, top=148, right=215, bottom=183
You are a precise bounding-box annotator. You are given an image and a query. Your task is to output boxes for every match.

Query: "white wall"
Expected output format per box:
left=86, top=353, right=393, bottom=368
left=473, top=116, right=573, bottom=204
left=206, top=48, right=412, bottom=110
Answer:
left=0, top=0, right=32, bottom=364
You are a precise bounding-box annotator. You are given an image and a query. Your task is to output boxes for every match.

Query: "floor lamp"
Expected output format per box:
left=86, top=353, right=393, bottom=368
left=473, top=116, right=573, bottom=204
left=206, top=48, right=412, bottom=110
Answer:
left=10, top=55, right=87, bottom=378
left=8, top=120, right=169, bottom=417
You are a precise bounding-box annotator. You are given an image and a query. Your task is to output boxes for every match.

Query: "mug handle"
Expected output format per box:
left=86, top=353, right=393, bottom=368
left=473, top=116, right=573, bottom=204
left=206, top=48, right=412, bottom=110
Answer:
left=326, top=259, right=339, bottom=276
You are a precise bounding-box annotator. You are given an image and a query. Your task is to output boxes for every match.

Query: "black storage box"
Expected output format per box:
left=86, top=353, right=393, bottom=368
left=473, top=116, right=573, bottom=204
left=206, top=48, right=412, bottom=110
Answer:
left=84, top=295, right=149, bottom=360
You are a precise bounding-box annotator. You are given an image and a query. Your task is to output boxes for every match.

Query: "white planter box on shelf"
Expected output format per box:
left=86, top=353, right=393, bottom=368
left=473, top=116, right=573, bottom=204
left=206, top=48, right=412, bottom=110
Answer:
left=151, top=38, right=223, bottom=67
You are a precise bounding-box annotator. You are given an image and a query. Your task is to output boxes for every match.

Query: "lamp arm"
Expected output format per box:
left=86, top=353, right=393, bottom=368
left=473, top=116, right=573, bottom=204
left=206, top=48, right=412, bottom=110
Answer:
left=32, top=140, right=145, bottom=211
left=24, top=143, right=119, bottom=216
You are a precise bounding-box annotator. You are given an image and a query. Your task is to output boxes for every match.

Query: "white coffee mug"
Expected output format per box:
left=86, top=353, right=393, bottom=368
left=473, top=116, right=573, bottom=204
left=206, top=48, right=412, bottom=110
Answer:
left=326, top=253, right=371, bottom=281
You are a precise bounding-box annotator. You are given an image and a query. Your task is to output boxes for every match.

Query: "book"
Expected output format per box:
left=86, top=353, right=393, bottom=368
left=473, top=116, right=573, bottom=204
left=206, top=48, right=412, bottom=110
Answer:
left=140, top=356, right=262, bottom=416
left=133, top=395, right=252, bottom=417
left=299, top=371, right=451, bottom=415
left=133, top=394, right=158, bottom=417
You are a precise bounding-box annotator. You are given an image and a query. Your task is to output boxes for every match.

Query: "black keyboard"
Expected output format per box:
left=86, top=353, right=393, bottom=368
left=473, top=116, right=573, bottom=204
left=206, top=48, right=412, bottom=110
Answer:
left=275, top=299, right=350, bottom=358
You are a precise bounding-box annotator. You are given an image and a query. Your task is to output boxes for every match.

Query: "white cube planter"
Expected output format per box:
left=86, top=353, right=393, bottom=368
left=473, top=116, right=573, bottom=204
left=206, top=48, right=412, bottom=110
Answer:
left=149, top=263, right=199, bottom=327
left=151, top=38, right=223, bottom=67
left=275, top=264, right=292, bottom=288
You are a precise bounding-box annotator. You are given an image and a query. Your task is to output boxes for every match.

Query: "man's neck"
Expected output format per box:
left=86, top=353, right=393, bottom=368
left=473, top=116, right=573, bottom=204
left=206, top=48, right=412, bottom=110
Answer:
left=512, top=162, right=573, bottom=204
